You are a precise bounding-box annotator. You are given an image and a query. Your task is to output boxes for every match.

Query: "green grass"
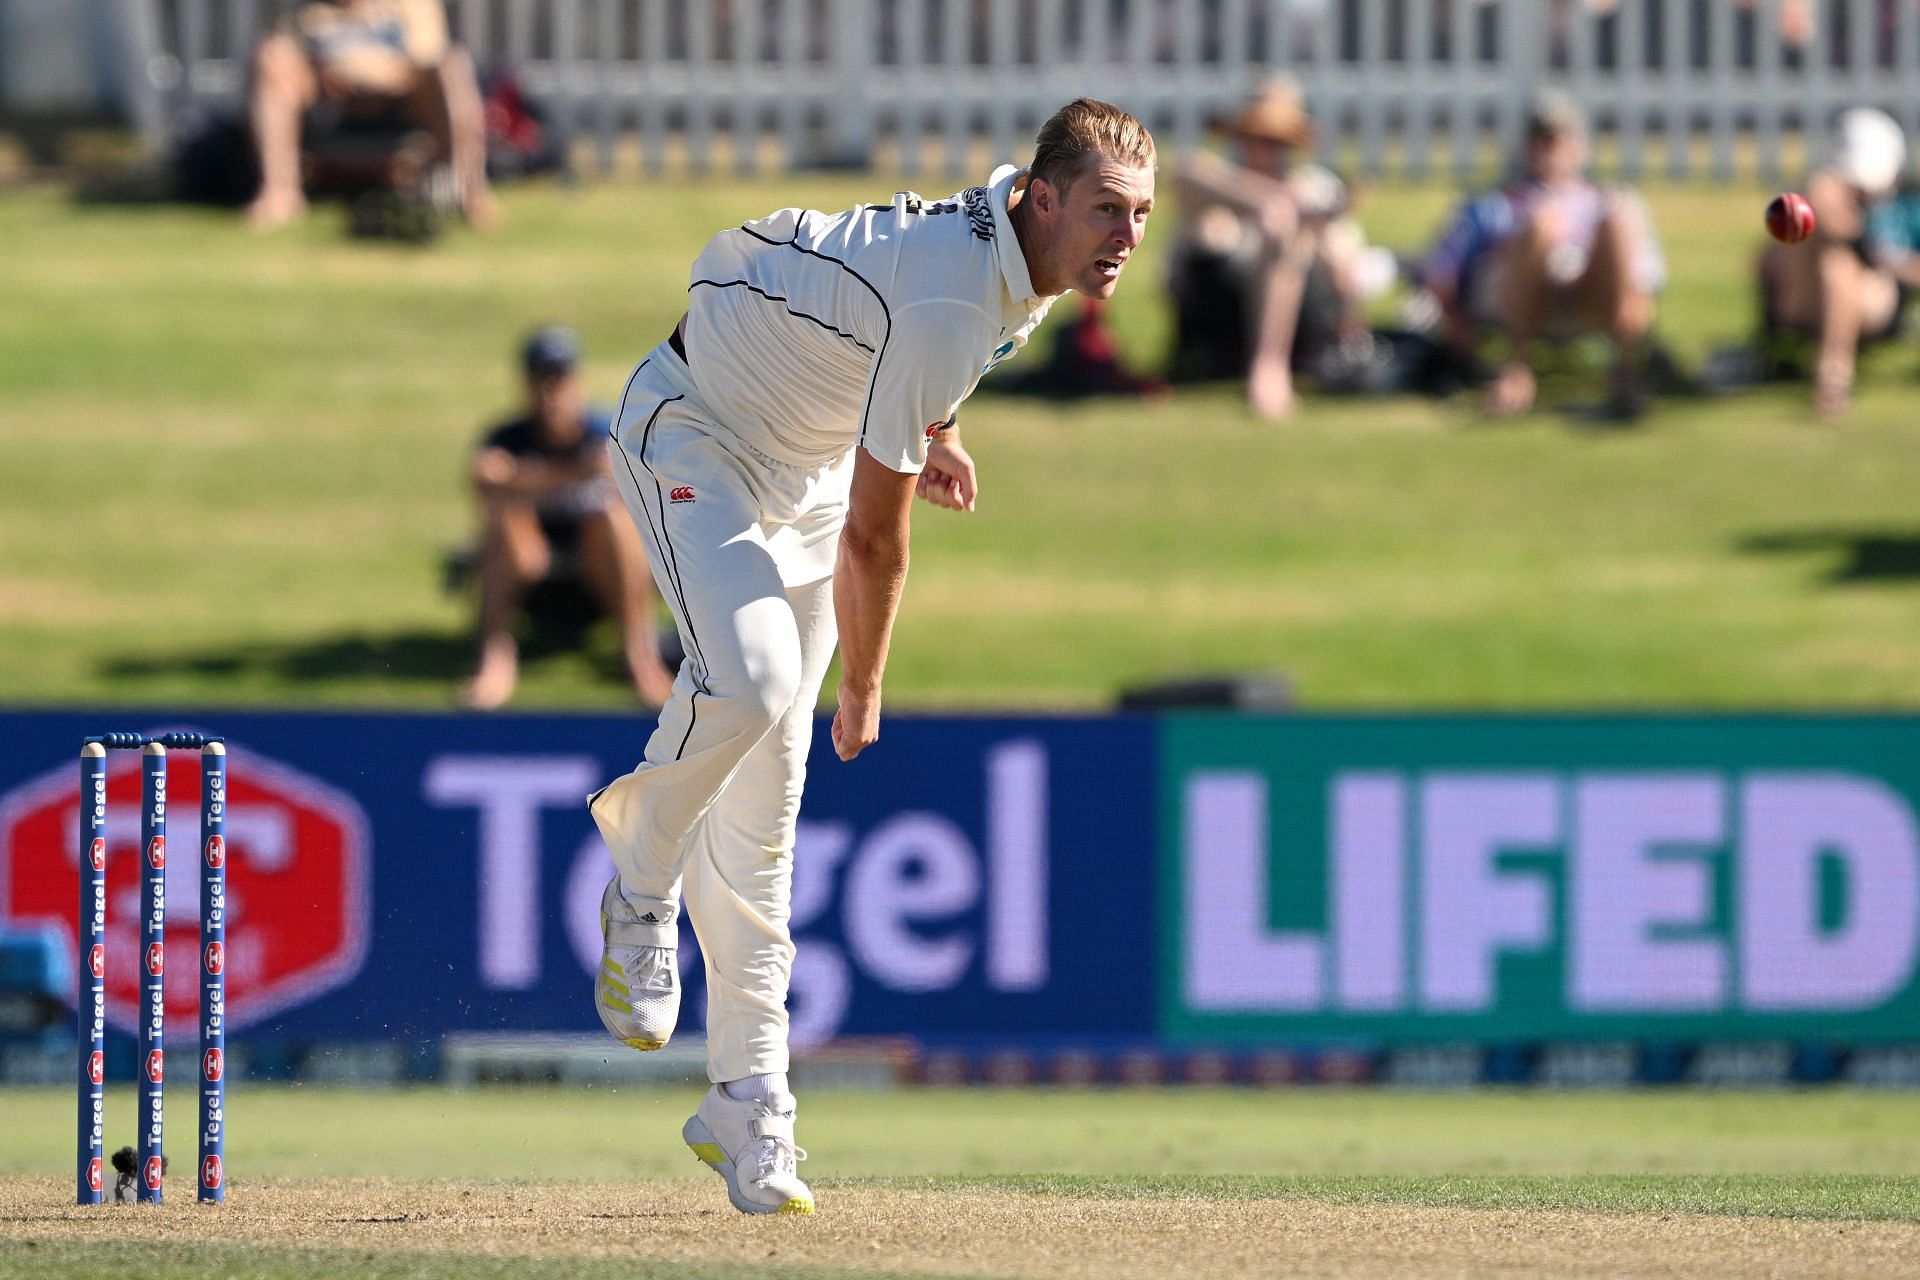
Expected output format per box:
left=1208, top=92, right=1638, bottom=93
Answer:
left=861, top=1172, right=1920, bottom=1221
left=6, top=1086, right=1920, bottom=1200
left=5, top=175, right=1920, bottom=709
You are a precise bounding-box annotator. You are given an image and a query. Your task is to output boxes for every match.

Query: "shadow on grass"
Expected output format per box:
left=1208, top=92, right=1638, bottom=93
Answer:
left=98, top=589, right=629, bottom=691
left=1738, top=528, right=1920, bottom=584
left=101, top=628, right=473, bottom=688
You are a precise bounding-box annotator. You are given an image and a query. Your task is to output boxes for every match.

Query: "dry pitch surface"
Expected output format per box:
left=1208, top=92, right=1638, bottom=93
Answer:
left=4, top=1176, right=1919, bottom=1280
left=6, top=1090, right=1919, bottom=1278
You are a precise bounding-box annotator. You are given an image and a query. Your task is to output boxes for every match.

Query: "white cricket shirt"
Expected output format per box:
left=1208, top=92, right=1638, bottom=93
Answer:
left=679, top=164, right=1055, bottom=475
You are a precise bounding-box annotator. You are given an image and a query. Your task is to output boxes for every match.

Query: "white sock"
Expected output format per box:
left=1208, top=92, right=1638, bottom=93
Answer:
left=722, top=1072, right=788, bottom=1104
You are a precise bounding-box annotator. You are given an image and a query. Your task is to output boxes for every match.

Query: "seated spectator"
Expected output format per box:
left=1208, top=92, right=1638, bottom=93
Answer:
left=246, top=0, right=495, bottom=229
left=1424, top=91, right=1665, bottom=418
left=461, top=328, right=675, bottom=711
left=1757, top=108, right=1917, bottom=420
left=1167, top=78, right=1380, bottom=419
left=994, top=299, right=1167, bottom=400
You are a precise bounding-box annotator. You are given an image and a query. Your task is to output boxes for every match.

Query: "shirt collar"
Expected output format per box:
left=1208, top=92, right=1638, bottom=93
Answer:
left=987, top=163, right=1044, bottom=307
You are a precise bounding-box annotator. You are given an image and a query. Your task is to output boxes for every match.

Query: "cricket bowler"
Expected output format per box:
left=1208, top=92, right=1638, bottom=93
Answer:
left=588, top=98, right=1156, bottom=1215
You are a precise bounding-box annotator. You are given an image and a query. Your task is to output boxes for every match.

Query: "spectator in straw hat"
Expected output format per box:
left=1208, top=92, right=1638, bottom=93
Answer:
left=1757, top=107, right=1917, bottom=419
left=1167, top=77, right=1381, bottom=419
left=1423, top=90, right=1665, bottom=419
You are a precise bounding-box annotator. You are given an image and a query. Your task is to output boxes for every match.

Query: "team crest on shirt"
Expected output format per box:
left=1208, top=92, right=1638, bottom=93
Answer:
left=670, top=486, right=696, bottom=504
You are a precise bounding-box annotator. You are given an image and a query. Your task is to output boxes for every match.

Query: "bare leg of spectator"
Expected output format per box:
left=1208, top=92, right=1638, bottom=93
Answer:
left=1485, top=214, right=1565, bottom=416
left=461, top=495, right=549, bottom=710
left=575, top=507, right=677, bottom=707
left=245, top=33, right=319, bottom=229
left=410, top=46, right=498, bottom=229
left=1759, top=238, right=1898, bottom=420
left=1811, top=245, right=1897, bottom=420
left=1760, top=240, right=1820, bottom=333
left=1316, top=220, right=1378, bottom=346
left=1575, top=204, right=1656, bottom=344
left=1247, top=225, right=1318, bottom=421
left=1573, top=200, right=1658, bottom=412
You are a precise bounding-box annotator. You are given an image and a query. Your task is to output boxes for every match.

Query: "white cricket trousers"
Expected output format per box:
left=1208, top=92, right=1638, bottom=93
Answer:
left=589, top=339, right=848, bottom=1084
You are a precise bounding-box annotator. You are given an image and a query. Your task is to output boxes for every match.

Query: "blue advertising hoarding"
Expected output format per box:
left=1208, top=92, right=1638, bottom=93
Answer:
left=0, top=710, right=1158, bottom=1048
left=7, top=708, right=1920, bottom=1068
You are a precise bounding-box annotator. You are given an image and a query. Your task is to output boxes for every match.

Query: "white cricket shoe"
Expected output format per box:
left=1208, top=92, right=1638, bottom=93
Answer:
left=595, top=877, right=680, bottom=1051
left=682, top=1085, right=814, bottom=1215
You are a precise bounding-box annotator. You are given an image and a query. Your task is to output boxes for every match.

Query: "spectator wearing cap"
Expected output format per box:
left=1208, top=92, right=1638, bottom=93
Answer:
left=1424, top=91, right=1666, bottom=418
left=1167, top=78, right=1380, bottom=419
left=1758, top=107, right=1917, bottom=420
left=461, top=327, right=675, bottom=711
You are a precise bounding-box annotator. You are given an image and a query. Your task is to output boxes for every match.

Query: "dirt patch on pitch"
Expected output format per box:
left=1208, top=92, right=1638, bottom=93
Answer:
left=3, top=1176, right=1916, bottom=1279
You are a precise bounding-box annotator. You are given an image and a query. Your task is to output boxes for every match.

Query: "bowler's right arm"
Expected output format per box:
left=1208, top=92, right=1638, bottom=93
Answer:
left=831, top=450, right=917, bottom=762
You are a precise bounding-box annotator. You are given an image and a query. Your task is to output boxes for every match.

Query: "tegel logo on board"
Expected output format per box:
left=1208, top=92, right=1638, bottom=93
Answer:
left=425, top=739, right=1053, bottom=1049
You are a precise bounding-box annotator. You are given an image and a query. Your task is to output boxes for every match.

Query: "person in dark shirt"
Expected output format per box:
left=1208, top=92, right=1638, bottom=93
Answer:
left=461, top=327, right=675, bottom=710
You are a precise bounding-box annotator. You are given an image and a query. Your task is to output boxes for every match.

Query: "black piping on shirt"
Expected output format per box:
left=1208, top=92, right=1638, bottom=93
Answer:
left=688, top=278, right=877, bottom=354
left=731, top=221, right=897, bottom=450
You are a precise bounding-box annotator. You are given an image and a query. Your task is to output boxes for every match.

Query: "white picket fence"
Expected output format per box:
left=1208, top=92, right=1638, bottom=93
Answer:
left=119, top=0, right=1920, bottom=180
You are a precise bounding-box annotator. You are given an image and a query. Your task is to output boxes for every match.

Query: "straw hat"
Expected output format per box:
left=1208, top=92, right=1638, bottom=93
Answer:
left=1221, top=78, right=1314, bottom=148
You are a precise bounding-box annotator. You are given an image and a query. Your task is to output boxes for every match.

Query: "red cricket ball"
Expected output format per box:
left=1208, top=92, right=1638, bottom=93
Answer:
left=1766, top=192, right=1815, bottom=244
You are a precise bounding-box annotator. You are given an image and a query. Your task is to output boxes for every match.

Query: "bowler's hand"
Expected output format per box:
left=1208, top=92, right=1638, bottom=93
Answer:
left=831, top=685, right=881, bottom=761
left=917, top=437, right=977, bottom=512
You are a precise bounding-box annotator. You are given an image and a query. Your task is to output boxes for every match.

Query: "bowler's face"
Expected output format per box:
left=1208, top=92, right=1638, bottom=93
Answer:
left=1037, top=158, right=1156, bottom=300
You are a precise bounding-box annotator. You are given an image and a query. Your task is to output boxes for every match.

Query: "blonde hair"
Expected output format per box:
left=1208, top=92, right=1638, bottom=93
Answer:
left=1029, top=98, right=1156, bottom=192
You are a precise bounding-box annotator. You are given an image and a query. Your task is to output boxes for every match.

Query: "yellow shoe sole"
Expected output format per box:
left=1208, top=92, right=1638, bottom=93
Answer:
left=599, top=898, right=668, bottom=1053
left=686, top=1131, right=814, bottom=1215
